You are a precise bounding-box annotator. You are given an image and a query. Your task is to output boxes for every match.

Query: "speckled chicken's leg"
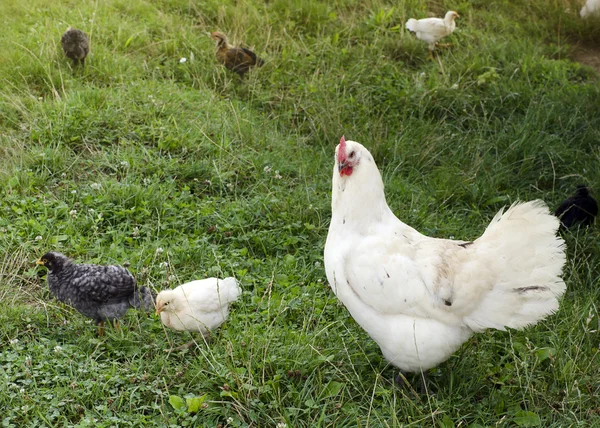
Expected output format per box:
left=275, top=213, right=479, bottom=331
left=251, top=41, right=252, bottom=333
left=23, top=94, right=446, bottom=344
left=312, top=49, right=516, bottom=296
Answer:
left=113, top=320, right=121, bottom=332
left=97, top=321, right=105, bottom=336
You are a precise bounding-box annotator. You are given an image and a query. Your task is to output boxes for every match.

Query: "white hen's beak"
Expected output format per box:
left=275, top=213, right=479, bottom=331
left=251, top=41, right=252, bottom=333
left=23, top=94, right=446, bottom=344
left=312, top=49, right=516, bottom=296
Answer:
left=338, top=160, right=350, bottom=173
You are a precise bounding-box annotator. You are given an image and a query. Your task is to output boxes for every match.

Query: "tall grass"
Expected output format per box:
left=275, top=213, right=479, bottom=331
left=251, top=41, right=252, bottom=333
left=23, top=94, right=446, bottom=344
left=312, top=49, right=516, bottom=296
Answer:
left=1, top=0, right=599, bottom=426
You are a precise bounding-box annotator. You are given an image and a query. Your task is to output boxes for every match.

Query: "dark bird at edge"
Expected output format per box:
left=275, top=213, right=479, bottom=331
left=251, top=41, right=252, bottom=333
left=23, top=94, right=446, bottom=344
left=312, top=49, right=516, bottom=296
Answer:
left=37, top=252, right=155, bottom=336
left=211, top=31, right=264, bottom=77
left=554, top=185, right=598, bottom=230
left=61, top=28, right=89, bottom=67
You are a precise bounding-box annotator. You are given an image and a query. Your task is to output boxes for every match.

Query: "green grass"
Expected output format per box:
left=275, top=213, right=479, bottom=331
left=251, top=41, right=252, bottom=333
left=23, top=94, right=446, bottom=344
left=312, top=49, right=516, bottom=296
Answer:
left=1, top=0, right=600, bottom=426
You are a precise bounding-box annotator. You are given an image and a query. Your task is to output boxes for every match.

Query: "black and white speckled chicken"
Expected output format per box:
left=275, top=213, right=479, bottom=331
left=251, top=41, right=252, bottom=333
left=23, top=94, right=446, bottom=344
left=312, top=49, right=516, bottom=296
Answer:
left=37, top=252, right=155, bottom=335
left=211, top=31, right=264, bottom=77
left=61, top=27, right=89, bottom=67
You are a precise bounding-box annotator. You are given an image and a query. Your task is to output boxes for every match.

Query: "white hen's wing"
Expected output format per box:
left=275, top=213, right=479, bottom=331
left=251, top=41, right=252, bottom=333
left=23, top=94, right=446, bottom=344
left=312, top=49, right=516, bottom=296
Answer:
left=340, top=233, right=486, bottom=327
left=336, top=201, right=565, bottom=332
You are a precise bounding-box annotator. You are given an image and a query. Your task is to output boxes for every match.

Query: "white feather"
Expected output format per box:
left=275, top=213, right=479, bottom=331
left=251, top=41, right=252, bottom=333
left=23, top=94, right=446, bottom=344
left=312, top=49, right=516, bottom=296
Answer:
left=324, top=140, right=566, bottom=372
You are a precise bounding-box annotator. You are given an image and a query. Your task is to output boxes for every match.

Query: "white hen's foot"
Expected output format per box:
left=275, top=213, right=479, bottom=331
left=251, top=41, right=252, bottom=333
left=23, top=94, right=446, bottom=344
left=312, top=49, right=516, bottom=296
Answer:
left=164, top=341, right=195, bottom=352
left=394, top=371, right=431, bottom=395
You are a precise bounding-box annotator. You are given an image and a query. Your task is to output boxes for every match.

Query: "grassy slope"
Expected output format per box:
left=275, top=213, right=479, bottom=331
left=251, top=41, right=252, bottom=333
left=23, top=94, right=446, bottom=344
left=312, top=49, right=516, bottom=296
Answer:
left=1, top=0, right=599, bottom=426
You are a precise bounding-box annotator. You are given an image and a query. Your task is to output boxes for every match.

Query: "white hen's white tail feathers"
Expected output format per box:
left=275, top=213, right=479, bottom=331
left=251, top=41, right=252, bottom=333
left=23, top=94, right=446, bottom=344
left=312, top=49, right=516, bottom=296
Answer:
left=406, top=18, right=418, bottom=32
left=462, top=200, right=566, bottom=332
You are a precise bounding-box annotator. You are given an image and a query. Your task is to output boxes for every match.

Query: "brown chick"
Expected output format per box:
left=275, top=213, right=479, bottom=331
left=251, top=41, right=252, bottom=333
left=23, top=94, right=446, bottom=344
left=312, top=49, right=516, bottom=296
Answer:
left=211, top=31, right=264, bottom=77
left=61, top=28, right=89, bottom=67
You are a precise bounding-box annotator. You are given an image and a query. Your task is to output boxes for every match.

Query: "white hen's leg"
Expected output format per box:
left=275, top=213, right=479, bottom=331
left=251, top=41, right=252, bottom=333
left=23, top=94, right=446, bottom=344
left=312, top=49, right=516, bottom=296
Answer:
left=394, top=370, right=431, bottom=395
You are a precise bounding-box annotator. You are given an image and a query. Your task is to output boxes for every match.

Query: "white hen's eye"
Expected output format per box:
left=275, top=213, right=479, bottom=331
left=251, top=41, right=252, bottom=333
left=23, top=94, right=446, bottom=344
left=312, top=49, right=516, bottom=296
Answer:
left=349, top=151, right=356, bottom=159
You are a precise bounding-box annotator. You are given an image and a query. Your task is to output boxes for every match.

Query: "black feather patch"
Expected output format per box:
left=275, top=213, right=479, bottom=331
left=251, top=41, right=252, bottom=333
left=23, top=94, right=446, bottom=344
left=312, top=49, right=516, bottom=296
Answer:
left=516, top=286, right=548, bottom=293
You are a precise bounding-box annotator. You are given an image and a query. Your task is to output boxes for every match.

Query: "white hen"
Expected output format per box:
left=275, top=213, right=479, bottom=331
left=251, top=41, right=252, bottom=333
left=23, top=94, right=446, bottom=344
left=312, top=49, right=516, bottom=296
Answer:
left=324, top=137, right=566, bottom=375
left=406, top=11, right=459, bottom=51
left=581, top=0, right=600, bottom=17
left=156, top=277, right=241, bottom=336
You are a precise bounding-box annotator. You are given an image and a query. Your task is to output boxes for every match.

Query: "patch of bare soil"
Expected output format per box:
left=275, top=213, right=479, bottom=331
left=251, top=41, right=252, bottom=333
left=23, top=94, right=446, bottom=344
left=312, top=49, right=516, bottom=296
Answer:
left=572, top=44, right=600, bottom=73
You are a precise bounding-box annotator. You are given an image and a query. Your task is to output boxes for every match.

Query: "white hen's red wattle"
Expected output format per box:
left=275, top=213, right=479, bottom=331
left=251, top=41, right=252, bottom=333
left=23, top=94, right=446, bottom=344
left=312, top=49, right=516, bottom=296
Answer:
left=324, top=139, right=566, bottom=373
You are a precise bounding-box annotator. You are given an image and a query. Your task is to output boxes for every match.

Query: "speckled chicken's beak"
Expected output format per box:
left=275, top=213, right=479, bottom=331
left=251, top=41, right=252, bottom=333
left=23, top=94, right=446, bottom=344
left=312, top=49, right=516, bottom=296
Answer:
left=36, top=260, right=44, bottom=266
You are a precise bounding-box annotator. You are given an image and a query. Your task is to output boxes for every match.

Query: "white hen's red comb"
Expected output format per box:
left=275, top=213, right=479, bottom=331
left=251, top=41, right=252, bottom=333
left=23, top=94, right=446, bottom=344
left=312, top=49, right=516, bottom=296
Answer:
left=339, top=136, right=346, bottom=154
left=338, top=135, right=347, bottom=163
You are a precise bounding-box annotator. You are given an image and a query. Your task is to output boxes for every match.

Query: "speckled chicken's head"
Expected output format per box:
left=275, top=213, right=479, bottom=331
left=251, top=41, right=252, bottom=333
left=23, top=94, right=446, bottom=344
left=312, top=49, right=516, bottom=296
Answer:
left=36, top=252, right=71, bottom=273
left=211, top=31, right=228, bottom=46
left=155, top=289, right=177, bottom=315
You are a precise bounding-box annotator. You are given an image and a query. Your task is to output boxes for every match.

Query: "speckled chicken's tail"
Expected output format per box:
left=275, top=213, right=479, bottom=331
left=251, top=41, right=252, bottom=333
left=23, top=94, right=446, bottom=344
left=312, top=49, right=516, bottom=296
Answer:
left=129, top=286, right=156, bottom=312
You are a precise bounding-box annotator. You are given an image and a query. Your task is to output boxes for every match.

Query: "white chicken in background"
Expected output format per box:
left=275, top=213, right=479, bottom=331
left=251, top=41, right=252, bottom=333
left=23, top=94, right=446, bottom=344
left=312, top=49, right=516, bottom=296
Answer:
left=324, top=137, right=566, bottom=385
left=156, top=277, right=241, bottom=347
left=406, top=11, right=459, bottom=53
left=581, top=0, right=600, bottom=18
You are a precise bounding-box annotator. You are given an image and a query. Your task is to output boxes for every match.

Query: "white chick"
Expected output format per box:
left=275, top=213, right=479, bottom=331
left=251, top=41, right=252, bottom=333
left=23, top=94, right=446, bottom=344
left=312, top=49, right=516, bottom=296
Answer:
left=406, top=11, right=459, bottom=52
left=156, top=277, right=241, bottom=337
left=581, top=0, right=600, bottom=18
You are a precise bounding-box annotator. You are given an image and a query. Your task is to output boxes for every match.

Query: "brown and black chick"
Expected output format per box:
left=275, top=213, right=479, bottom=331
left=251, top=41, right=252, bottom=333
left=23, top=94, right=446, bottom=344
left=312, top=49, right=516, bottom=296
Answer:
left=61, top=28, right=89, bottom=67
left=211, top=31, right=264, bottom=77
